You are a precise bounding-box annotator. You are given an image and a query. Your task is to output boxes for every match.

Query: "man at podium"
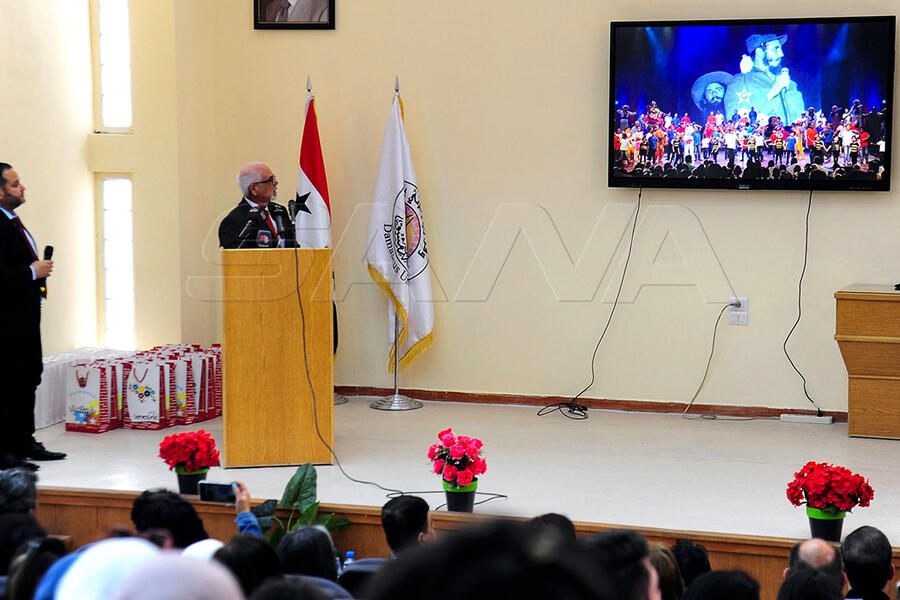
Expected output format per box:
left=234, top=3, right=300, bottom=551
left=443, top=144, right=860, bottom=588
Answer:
left=219, top=162, right=295, bottom=249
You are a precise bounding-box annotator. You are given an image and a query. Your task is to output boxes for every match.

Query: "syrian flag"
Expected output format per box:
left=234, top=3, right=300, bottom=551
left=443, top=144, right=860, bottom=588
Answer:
left=294, top=95, right=332, bottom=249
left=366, top=94, right=434, bottom=372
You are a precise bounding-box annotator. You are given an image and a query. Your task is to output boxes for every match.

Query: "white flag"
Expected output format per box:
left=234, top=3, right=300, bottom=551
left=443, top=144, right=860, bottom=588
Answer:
left=366, top=94, right=434, bottom=371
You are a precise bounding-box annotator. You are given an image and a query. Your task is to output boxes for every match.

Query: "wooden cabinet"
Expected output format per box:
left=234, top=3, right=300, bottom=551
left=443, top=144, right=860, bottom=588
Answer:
left=835, top=285, right=900, bottom=439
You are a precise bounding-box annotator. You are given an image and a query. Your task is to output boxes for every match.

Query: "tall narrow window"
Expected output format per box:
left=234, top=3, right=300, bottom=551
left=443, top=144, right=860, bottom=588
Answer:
left=101, top=177, right=135, bottom=349
left=96, top=0, right=132, bottom=129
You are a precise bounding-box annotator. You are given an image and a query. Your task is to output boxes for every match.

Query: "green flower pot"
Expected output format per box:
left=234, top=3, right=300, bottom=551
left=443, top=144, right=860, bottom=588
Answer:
left=443, top=480, right=478, bottom=512
left=174, top=465, right=209, bottom=495
left=806, top=506, right=846, bottom=542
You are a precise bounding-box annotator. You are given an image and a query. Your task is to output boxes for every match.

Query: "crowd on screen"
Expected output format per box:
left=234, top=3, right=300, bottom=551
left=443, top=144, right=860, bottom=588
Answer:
left=612, top=99, right=887, bottom=181
left=0, top=467, right=895, bottom=600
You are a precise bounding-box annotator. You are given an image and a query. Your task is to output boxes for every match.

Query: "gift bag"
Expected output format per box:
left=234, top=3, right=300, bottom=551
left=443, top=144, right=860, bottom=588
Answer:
left=65, top=362, right=121, bottom=434
left=122, top=361, right=172, bottom=430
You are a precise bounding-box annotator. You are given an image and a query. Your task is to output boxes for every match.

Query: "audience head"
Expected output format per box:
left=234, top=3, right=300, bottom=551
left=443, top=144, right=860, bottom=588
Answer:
left=0, top=513, right=46, bottom=575
left=776, top=568, right=843, bottom=600
left=649, top=543, right=684, bottom=600
left=214, top=534, right=283, bottom=597
left=5, top=536, right=66, bottom=600
left=381, top=495, right=434, bottom=554
left=131, top=488, right=208, bottom=548
left=842, top=525, right=895, bottom=596
left=110, top=554, right=244, bottom=600
left=683, top=570, right=759, bottom=600
left=526, top=513, right=578, bottom=544
left=249, top=577, right=331, bottom=600
left=277, top=525, right=338, bottom=581
left=0, top=468, right=37, bottom=516
left=55, top=537, right=159, bottom=600
left=671, top=539, right=711, bottom=588
left=368, top=519, right=614, bottom=600
left=182, top=538, right=225, bottom=560
left=584, top=529, right=658, bottom=600
left=785, top=538, right=844, bottom=589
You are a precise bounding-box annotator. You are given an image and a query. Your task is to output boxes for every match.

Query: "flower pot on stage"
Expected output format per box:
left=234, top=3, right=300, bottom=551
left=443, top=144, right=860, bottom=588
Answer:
left=443, top=480, right=478, bottom=512
left=807, top=506, right=845, bottom=542
left=175, top=464, right=209, bottom=495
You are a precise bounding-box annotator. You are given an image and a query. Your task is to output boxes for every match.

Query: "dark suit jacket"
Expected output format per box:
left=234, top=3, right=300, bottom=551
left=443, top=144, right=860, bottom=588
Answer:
left=0, top=211, right=43, bottom=383
left=218, top=199, right=295, bottom=249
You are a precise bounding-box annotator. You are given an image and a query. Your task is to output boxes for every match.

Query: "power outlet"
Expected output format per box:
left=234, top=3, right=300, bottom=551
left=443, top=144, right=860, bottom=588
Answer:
left=728, top=296, right=749, bottom=326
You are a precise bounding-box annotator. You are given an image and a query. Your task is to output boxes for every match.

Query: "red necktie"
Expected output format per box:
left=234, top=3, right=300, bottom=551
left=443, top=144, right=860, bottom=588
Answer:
left=262, top=208, right=279, bottom=240
left=12, top=216, right=46, bottom=298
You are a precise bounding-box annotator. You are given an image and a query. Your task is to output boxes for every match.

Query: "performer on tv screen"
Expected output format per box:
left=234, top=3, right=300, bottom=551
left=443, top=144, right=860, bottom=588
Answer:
left=725, top=33, right=805, bottom=128
left=691, top=71, right=732, bottom=121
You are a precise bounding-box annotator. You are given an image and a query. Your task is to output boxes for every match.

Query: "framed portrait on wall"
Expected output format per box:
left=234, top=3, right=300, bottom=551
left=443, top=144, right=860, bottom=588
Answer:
left=254, top=0, right=335, bottom=30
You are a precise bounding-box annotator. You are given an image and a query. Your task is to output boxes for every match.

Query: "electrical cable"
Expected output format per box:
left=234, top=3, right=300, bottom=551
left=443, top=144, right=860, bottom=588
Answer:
left=291, top=248, right=506, bottom=508
left=538, top=187, right=643, bottom=420
left=680, top=302, right=753, bottom=422
left=781, top=190, right=825, bottom=416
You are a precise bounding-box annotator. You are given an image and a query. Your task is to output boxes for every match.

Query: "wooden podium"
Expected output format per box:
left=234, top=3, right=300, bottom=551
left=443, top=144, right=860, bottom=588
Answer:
left=835, top=284, right=900, bottom=439
left=221, top=248, right=334, bottom=466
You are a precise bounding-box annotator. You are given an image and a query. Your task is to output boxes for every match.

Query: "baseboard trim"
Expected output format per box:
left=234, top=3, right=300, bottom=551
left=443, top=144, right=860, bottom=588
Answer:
left=334, top=386, right=848, bottom=423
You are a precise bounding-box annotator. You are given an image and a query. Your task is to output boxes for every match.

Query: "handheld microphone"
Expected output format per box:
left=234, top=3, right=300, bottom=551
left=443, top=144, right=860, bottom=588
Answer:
left=43, top=245, right=54, bottom=260
left=238, top=207, right=264, bottom=239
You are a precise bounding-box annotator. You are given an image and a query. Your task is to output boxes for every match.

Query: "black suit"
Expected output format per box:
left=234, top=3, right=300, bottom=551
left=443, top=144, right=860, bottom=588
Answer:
left=0, top=210, right=43, bottom=455
left=218, top=198, right=295, bottom=249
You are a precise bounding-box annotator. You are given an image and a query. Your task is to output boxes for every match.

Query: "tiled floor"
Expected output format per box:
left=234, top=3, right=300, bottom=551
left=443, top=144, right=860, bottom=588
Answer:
left=35, top=397, right=900, bottom=543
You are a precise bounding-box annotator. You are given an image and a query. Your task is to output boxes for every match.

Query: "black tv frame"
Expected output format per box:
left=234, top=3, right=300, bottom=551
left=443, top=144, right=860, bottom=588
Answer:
left=608, top=16, right=896, bottom=192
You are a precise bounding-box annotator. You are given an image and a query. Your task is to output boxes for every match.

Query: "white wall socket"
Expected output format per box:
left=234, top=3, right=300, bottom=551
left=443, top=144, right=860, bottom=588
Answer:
left=728, top=296, right=749, bottom=326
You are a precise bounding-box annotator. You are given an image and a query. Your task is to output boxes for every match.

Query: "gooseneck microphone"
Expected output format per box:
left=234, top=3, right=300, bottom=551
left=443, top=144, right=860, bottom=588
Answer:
left=237, top=207, right=264, bottom=240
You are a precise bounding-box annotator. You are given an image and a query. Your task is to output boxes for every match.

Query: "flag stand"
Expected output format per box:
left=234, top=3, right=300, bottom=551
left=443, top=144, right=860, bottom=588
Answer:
left=334, top=394, right=349, bottom=405
left=370, top=313, right=423, bottom=411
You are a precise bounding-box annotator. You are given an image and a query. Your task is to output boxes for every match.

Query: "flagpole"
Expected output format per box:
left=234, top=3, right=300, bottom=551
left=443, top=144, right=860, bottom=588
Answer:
left=370, top=310, right=422, bottom=411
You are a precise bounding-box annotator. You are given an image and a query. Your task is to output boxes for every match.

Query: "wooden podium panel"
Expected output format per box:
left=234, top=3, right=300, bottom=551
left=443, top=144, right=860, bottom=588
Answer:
left=835, top=285, right=900, bottom=439
left=221, top=249, right=333, bottom=466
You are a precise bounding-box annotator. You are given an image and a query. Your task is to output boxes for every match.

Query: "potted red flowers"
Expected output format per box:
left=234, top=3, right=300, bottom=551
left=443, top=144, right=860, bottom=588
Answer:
left=427, top=428, right=486, bottom=512
left=786, top=461, right=874, bottom=541
left=159, top=430, right=221, bottom=495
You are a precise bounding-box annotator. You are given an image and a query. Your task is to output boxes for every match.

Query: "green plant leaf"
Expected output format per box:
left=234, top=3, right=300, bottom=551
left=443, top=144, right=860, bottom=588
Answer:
left=280, top=464, right=318, bottom=511
left=316, top=514, right=351, bottom=532
left=291, top=501, right=320, bottom=529
left=252, top=499, right=278, bottom=518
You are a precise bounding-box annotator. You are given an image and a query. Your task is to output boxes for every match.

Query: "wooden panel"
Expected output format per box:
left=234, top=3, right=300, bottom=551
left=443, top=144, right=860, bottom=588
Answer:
left=221, top=249, right=333, bottom=466
left=36, top=487, right=900, bottom=600
left=848, top=378, right=900, bottom=439
left=836, top=340, right=900, bottom=377
left=836, top=295, right=900, bottom=337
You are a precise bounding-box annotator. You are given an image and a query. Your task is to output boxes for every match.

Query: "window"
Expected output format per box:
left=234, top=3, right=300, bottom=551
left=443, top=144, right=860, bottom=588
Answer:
left=94, top=0, right=132, bottom=129
left=100, top=177, right=135, bottom=349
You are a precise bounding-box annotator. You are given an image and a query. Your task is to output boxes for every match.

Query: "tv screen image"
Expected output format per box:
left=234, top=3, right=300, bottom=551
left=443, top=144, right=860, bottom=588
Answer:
left=609, top=17, right=895, bottom=191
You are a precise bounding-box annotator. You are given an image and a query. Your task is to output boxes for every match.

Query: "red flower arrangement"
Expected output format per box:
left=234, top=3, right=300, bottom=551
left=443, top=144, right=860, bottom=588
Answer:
left=786, top=461, right=874, bottom=513
left=427, top=428, right=486, bottom=489
left=159, top=430, right=220, bottom=473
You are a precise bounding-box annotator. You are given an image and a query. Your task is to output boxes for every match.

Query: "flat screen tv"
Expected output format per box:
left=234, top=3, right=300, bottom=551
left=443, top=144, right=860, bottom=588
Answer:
left=609, top=17, right=895, bottom=191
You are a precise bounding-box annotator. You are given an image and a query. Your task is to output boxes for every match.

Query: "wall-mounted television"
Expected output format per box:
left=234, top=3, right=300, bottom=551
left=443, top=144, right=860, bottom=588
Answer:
left=609, top=16, right=895, bottom=191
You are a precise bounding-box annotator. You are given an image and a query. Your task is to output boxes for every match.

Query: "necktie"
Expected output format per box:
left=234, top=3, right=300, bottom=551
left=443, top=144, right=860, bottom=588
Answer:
left=12, top=216, right=46, bottom=298
left=276, top=0, right=290, bottom=21
left=262, top=208, right=279, bottom=240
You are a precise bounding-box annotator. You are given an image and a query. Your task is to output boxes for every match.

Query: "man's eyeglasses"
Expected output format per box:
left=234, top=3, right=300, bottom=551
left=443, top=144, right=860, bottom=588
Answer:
left=252, top=175, right=276, bottom=186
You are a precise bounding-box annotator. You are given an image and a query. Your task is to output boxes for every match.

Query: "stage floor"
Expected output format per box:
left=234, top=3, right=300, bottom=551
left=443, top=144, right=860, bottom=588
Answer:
left=34, top=397, right=900, bottom=543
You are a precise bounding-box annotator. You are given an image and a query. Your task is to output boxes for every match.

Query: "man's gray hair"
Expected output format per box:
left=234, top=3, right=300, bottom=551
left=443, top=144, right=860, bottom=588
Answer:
left=0, top=467, right=38, bottom=515
left=236, top=162, right=267, bottom=197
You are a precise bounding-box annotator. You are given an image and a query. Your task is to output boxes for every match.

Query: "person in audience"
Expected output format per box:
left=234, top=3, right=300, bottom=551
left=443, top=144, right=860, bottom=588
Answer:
left=671, top=539, right=712, bottom=588
left=109, top=554, right=244, bottom=600
left=683, top=570, right=759, bottom=600
left=5, top=536, right=66, bottom=600
left=526, top=512, right=578, bottom=543
left=182, top=538, right=226, bottom=560
left=0, top=514, right=46, bottom=576
left=214, top=533, right=284, bottom=597
left=0, top=468, right=37, bottom=516
left=842, top=526, right=895, bottom=600
left=381, top=495, right=435, bottom=556
left=54, top=537, right=159, bottom=600
left=250, top=577, right=332, bottom=600
left=777, top=568, right=843, bottom=600
left=584, top=529, right=660, bottom=600
left=784, top=538, right=845, bottom=590
left=131, top=489, right=209, bottom=549
left=649, top=543, right=685, bottom=600
left=366, top=519, right=614, bottom=600
left=277, top=525, right=339, bottom=581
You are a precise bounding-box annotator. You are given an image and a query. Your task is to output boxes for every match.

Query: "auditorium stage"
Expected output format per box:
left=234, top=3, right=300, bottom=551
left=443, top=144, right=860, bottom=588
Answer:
left=33, top=397, right=900, bottom=543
